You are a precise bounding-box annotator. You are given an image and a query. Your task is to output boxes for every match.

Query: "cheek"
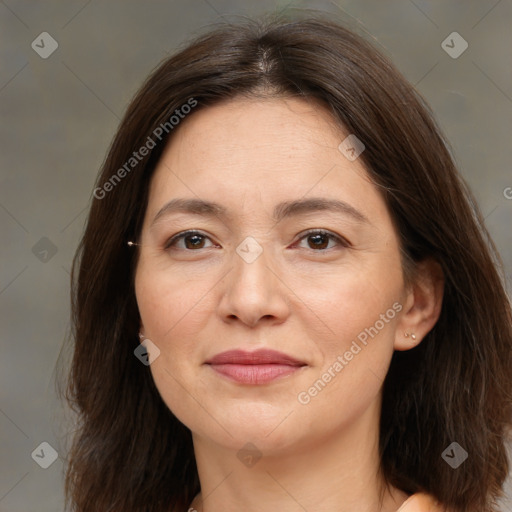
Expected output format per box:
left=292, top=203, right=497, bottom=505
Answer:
left=135, top=260, right=215, bottom=344
left=300, top=253, right=403, bottom=343
left=135, top=265, right=212, bottom=427
left=293, top=288, right=400, bottom=436
left=310, top=289, right=399, bottom=387
left=297, top=255, right=403, bottom=394
left=134, top=259, right=221, bottom=397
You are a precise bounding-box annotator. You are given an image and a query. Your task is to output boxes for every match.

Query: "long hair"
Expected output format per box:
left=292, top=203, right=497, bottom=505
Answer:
left=60, top=12, right=512, bottom=512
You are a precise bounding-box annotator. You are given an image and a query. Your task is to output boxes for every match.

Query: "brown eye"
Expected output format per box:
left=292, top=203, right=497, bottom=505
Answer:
left=295, top=230, right=349, bottom=251
left=165, top=231, right=215, bottom=251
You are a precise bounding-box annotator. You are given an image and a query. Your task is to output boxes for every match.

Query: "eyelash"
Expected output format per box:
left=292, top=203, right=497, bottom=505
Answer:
left=164, top=229, right=350, bottom=252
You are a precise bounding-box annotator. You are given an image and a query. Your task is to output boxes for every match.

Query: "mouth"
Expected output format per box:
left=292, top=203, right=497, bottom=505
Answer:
left=204, top=349, right=307, bottom=385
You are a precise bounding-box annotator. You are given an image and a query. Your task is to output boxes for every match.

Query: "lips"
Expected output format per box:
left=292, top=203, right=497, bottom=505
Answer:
left=206, top=349, right=305, bottom=366
left=205, top=349, right=306, bottom=385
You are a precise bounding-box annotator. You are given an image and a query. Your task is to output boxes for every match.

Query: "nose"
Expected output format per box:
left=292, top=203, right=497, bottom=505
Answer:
left=216, top=243, right=291, bottom=328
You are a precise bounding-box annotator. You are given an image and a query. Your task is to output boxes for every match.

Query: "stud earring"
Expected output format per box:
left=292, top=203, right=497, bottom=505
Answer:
left=404, top=332, right=417, bottom=340
left=138, top=332, right=144, bottom=340
left=127, top=241, right=139, bottom=247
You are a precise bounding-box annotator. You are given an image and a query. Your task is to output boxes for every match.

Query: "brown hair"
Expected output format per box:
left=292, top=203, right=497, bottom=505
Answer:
left=60, top=12, right=512, bottom=512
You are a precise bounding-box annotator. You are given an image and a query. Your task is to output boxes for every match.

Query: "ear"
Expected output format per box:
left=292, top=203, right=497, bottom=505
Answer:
left=394, top=258, right=444, bottom=351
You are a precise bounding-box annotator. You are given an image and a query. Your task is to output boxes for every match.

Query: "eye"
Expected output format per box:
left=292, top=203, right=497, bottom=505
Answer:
left=164, top=230, right=217, bottom=251
left=293, top=229, right=349, bottom=251
left=164, top=229, right=349, bottom=252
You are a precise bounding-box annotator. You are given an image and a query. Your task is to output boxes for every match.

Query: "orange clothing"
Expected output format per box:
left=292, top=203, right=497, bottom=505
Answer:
left=397, top=492, right=445, bottom=511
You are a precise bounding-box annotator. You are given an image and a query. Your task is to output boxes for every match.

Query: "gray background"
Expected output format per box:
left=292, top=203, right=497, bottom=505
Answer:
left=1, top=1, right=511, bottom=511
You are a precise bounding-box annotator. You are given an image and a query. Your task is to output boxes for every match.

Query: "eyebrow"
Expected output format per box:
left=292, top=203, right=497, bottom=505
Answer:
left=151, top=197, right=370, bottom=226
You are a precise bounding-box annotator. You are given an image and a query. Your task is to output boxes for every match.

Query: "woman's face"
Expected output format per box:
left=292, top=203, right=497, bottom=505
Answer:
left=135, top=96, right=409, bottom=453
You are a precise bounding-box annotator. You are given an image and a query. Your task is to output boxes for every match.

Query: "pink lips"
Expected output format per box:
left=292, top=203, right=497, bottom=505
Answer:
left=205, top=349, right=306, bottom=385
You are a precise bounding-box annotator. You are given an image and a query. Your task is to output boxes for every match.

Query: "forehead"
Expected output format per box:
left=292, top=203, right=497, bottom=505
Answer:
left=144, top=96, right=389, bottom=227
left=159, top=96, right=345, bottom=165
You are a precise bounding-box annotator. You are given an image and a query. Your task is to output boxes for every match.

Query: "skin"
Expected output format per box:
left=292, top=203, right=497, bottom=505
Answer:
left=134, top=96, right=444, bottom=512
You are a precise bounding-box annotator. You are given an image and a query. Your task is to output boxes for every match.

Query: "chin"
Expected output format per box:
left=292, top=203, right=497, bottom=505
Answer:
left=186, top=405, right=301, bottom=452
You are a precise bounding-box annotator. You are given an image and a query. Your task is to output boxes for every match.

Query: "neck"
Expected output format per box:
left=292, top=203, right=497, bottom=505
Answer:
left=188, top=396, right=408, bottom=512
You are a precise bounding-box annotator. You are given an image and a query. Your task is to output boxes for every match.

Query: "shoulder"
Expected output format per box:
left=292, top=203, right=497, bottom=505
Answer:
left=396, top=492, right=448, bottom=512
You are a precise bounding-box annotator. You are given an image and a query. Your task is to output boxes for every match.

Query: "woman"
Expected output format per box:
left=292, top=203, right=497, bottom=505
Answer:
left=62, top=13, right=512, bottom=512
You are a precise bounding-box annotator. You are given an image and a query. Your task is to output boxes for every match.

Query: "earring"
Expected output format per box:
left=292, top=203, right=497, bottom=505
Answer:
left=127, top=241, right=138, bottom=247
left=404, top=332, right=417, bottom=340
left=138, top=332, right=144, bottom=340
